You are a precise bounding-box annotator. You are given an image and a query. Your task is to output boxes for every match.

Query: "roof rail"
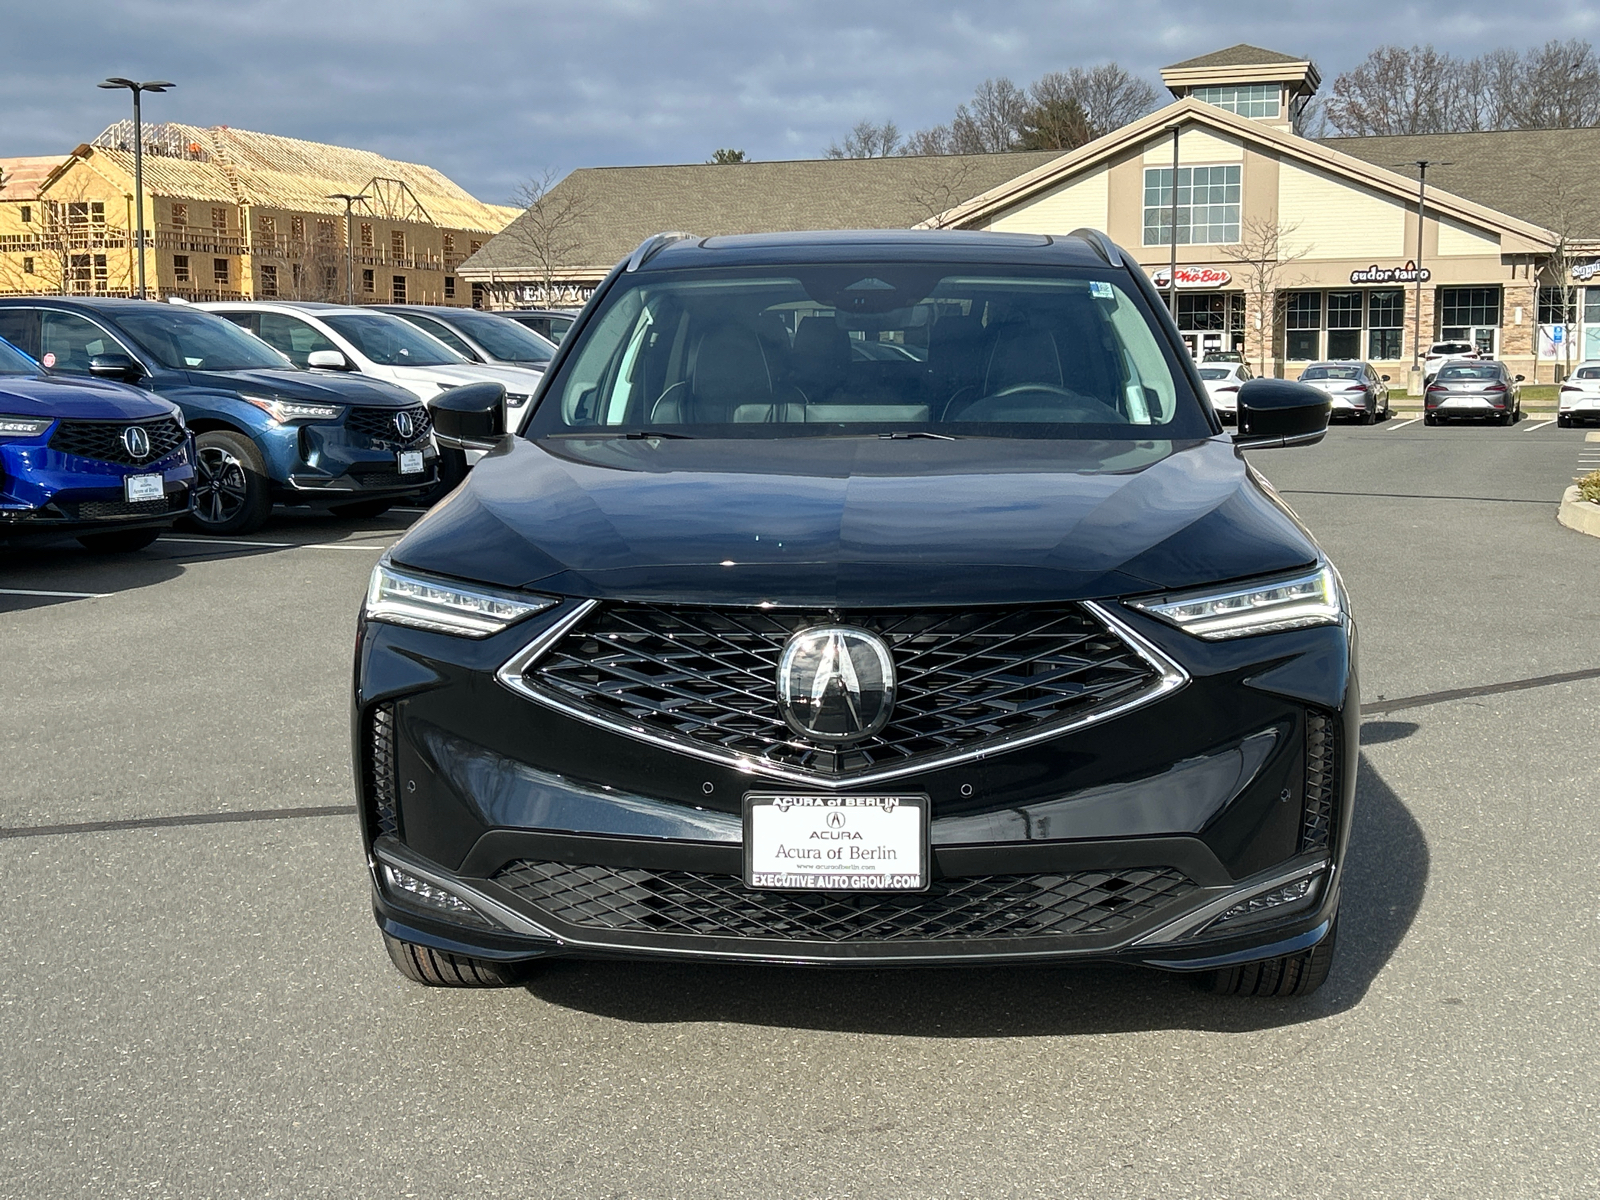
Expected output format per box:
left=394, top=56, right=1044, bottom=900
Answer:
left=626, top=231, right=697, bottom=272
left=1068, top=228, right=1123, bottom=269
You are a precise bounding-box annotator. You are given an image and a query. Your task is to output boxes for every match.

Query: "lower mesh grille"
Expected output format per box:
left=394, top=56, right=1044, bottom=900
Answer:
left=365, top=704, right=400, bottom=839
left=493, top=860, right=1197, bottom=943
left=69, top=493, right=186, bottom=519
left=1302, top=711, right=1338, bottom=851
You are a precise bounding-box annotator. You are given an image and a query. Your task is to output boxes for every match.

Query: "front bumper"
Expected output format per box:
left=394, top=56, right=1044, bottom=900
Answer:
left=0, top=438, right=193, bottom=541
left=353, top=604, right=1358, bottom=972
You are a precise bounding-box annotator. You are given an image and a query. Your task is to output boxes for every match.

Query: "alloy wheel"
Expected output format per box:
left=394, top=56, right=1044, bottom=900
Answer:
left=195, top=444, right=249, bottom=526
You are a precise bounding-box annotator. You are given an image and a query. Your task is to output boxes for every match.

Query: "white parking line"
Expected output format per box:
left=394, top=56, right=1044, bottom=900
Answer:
left=1387, top=417, right=1422, bottom=430
left=1523, top=420, right=1555, bottom=432
left=159, top=536, right=389, bottom=552
left=0, top=587, right=108, bottom=599
left=301, top=543, right=389, bottom=551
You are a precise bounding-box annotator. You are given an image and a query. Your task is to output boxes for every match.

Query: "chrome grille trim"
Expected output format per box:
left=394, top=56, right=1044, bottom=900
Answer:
left=495, top=600, right=1187, bottom=788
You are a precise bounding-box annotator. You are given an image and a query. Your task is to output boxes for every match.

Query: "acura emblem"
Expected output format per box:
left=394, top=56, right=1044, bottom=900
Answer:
left=121, top=425, right=151, bottom=460
left=776, top=626, right=895, bottom=744
left=393, top=410, right=416, bottom=440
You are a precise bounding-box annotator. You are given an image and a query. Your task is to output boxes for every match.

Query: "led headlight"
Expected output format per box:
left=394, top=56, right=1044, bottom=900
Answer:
left=242, top=394, right=343, bottom=423
left=365, top=559, right=556, bottom=638
left=0, top=415, right=53, bottom=438
left=1129, top=564, right=1344, bottom=640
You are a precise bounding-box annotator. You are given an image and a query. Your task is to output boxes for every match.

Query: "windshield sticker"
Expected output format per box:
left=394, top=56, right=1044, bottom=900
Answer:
left=41, top=352, right=56, bottom=367
left=1089, top=281, right=1114, bottom=299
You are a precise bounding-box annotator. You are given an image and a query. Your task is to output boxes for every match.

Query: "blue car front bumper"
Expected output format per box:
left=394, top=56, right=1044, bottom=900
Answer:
left=0, top=432, right=194, bottom=541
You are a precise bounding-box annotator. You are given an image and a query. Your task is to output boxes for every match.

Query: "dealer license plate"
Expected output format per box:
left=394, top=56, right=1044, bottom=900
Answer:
left=124, top=473, right=163, bottom=502
left=744, top=794, right=928, bottom=891
left=397, top=450, right=424, bottom=475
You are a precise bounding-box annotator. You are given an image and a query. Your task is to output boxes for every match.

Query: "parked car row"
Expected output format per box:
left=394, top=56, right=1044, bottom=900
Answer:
left=0, top=298, right=555, bottom=542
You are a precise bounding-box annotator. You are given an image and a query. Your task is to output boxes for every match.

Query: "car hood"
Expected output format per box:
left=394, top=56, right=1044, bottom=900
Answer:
left=392, top=435, right=1322, bottom=606
left=183, top=367, right=418, bottom=407
left=0, top=373, right=176, bottom=420
left=386, top=363, right=546, bottom=392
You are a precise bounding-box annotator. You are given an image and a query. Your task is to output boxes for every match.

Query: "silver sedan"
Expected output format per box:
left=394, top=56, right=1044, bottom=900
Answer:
left=1296, top=362, right=1391, bottom=424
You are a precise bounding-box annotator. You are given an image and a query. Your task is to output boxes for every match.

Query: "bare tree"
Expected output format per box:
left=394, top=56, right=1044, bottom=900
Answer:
left=1532, top=176, right=1592, bottom=381
left=1509, top=39, right=1600, bottom=129
left=950, top=78, right=1029, bottom=153
left=1220, top=216, right=1313, bottom=378
left=826, top=120, right=901, bottom=158
left=1325, top=44, right=1463, bottom=136
left=902, top=157, right=984, bottom=224
left=502, top=168, right=588, bottom=307
left=901, top=125, right=956, bottom=156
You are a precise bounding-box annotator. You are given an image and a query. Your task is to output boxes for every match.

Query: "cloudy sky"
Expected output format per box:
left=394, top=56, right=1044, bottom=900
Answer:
left=3, top=0, right=1598, bottom=203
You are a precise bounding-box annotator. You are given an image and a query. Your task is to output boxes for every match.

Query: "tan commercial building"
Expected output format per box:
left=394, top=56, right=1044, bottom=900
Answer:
left=0, top=122, right=516, bottom=308
left=468, top=43, right=1600, bottom=382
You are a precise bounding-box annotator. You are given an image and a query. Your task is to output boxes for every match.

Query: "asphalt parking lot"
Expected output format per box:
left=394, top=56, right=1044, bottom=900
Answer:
left=3, top=419, right=1598, bottom=1199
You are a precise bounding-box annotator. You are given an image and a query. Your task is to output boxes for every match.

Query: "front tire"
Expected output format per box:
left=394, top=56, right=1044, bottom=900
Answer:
left=1558, top=414, right=1573, bottom=428
left=1423, top=413, right=1438, bottom=426
left=382, top=932, right=530, bottom=988
left=77, top=526, right=162, bottom=553
left=185, top=431, right=271, bottom=535
left=1200, top=919, right=1338, bottom=998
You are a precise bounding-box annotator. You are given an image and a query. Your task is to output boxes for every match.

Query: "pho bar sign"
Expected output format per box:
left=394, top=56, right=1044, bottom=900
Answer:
left=1152, top=266, right=1231, bottom=289
left=1350, top=262, right=1431, bottom=284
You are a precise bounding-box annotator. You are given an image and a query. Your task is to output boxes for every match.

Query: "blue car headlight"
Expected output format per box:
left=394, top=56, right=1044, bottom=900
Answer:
left=0, top=416, right=53, bottom=439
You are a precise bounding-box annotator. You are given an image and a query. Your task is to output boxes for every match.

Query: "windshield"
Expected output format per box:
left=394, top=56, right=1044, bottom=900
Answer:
left=0, top=336, right=38, bottom=375
left=1301, top=366, right=1361, bottom=380
left=447, top=310, right=555, bottom=363
left=1436, top=364, right=1500, bottom=381
left=1198, top=367, right=1233, bottom=380
left=324, top=312, right=465, bottom=366
left=527, top=265, right=1211, bottom=440
left=117, top=306, right=291, bottom=371
left=1431, top=343, right=1473, bottom=355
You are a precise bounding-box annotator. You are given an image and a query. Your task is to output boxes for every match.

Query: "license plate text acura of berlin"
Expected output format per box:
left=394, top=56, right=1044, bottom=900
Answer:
left=353, top=229, right=1353, bottom=998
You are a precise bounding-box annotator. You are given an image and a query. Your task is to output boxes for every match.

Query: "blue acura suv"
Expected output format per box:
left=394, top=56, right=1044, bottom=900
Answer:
left=0, top=299, right=437, bottom=535
left=0, top=334, right=193, bottom=552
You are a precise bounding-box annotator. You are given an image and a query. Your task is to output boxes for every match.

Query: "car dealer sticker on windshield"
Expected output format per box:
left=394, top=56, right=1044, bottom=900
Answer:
left=397, top=450, right=424, bottom=475
left=124, top=473, right=164, bottom=502
left=744, top=794, right=928, bottom=891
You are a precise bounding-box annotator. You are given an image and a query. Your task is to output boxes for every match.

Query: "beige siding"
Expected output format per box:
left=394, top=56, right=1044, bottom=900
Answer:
left=1279, top=161, right=1406, bottom=258
left=1141, top=127, right=1243, bottom=164
left=1437, top=214, right=1501, bottom=256
left=986, top=164, right=1108, bottom=234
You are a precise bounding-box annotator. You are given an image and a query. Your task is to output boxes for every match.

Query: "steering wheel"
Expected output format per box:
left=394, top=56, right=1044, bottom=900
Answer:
left=949, top=383, right=1117, bottom=423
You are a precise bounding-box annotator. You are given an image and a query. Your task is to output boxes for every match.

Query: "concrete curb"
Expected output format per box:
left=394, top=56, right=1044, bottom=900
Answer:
left=1557, top=486, right=1600, bottom=538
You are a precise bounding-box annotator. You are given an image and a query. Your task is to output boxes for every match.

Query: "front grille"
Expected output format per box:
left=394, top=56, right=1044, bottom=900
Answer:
left=346, top=405, right=432, bottom=449
left=494, top=860, right=1197, bottom=943
left=68, top=492, right=186, bottom=520
left=365, top=704, right=400, bottom=839
left=49, top=416, right=186, bottom=466
left=1301, top=711, right=1338, bottom=851
left=524, top=604, right=1163, bottom=779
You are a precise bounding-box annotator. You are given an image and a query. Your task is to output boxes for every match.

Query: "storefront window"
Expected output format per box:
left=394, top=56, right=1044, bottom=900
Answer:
left=1142, top=166, right=1242, bottom=246
left=1367, top=289, right=1404, bottom=360
left=1176, top=293, right=1227, bottom=331
left=1538, top=286, right=1577, bottom=325
left=1440, top=287, right=1502, bottom=329
left=1285, top=292, right=1321, bottom=361
left=1326, top=290, right=1363, bottom=359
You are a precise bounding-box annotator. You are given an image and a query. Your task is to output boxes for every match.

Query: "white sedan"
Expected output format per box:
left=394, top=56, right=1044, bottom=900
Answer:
left=1197, top=362, right=1252, bottom=422
left=1558, top=362, right=1600, bottom=427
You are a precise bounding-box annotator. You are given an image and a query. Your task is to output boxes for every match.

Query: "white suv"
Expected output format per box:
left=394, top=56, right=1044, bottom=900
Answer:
left=199, top=302, right=545, bottom=437
left=1558, top=362, right=1600, bottom=427
left=1423, top=340, right=1478, bottom=383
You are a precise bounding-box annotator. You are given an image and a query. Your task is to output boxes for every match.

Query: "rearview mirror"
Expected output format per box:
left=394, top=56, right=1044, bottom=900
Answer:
left=1233, top=378, right=1330, bottom=449
left=306, top=349, right=351, bottom=370
left=431, top=381, right=507, bottom=450
left=87, top=352, right=144, bottom=383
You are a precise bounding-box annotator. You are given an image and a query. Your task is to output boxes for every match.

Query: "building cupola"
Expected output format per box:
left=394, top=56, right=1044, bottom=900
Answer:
left=1160, top=44, right=1321, bottom=134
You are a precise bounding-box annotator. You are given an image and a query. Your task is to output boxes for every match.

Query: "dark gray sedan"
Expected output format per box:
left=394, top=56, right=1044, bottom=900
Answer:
left=1296, top=362, right=1391, bottom=424
left=1424, top=360, right=1523, bottom=426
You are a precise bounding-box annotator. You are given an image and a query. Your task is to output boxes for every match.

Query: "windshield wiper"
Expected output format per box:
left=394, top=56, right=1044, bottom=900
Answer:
left=556, top=429, right=696, bottom=440
left=880, top=430, right=957, bottom=441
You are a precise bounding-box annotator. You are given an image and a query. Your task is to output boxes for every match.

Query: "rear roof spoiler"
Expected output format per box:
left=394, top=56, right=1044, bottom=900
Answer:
left=1068, top=228, right=1123, bottom=269
left=626, top=232, right=697, bottom=272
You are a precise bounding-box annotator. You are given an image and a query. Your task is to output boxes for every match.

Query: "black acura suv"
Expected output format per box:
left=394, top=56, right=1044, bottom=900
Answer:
left=354, top=230, right=1355, bottom=997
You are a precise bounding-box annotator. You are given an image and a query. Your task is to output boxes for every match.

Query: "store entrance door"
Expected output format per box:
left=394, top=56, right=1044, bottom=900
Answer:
left=1441, top=325, right=1498, bottom=357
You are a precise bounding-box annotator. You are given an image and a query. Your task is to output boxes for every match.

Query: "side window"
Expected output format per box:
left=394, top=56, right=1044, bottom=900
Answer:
left=409, top=316, right=478, bottom=360
left=39, top=311, right=125, bottom=372
left=0, top=309, right=41, bottom=358
left=256, top=313, right=337, bottom=367
left=219, top=312, right=260, bottom=335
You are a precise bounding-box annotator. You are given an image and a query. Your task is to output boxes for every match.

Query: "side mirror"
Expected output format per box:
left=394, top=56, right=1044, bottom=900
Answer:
left=1233, top=378, right=1330, bottom=449
left=431, top=381, right=507, bottom=450
left=306, top=349, right=352, bottom=370
left=1514, top=374, right=1525, bottom=382
left=1380, top=374, right=1390, bottom=382
left=87, top=352, right=143, bottom=383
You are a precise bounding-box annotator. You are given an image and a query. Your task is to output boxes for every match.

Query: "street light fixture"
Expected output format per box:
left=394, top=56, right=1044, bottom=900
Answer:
left=98, top=78, right=174, bottom=299
left=327, top=193, right=369, bottom=304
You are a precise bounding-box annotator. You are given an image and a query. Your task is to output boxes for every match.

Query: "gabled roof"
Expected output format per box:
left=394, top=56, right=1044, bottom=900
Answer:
left=926, top=97, right=1556, bottom=250
left=1322, top=128, right=1600, bottom=241
left=0, top=156, right=71, bottom=202
left=456, top=151, right=1064, bottom=279
left=1165, top=44, right=1308, bottom=70
left=71, top=123, right=515, bottom=233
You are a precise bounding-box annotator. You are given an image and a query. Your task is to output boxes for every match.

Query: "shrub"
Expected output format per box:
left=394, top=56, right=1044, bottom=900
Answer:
left=1580, top=470, right=1600, bottom=504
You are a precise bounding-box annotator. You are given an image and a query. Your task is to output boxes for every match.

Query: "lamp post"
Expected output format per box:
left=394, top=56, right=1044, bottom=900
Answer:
left=1401, top=159, right=1451, bottom=393
left=98, top=78, right=174, bottom=299
left=327, top=193, right=368, bottom=304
